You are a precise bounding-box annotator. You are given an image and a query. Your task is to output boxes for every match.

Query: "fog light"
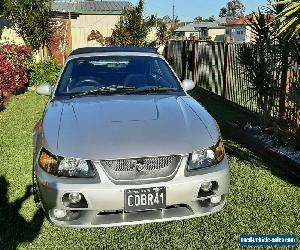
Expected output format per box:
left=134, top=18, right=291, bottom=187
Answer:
left=211, top=195, right=222, bottom=204
left=53, top=209, right=67, bottom=219
left=201, top=182, right=213, bottom=192
left=69, top=193, right=82, bottom=204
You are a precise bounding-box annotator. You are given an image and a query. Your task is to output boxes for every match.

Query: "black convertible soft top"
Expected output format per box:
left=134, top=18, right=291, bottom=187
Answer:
left=69, top=47, right=157, bottom=56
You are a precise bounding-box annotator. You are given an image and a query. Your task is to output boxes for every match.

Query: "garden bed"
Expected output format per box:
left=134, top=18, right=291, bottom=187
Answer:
left=191, top=87, right=300, bottom=178
left=223, top=120, right=300, bottom=177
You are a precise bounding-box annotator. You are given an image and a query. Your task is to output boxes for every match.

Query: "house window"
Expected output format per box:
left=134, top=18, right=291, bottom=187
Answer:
left=240, top=30, right=244, bottom=35
left=226, top=29, right=230, bottom=35
left=204, top=29, right=209, bottom=37
left=237, top=30, right=240, bottom=35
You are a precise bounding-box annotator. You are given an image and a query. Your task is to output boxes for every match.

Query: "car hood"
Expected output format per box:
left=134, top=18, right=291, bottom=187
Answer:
left=43, top=95, right=216, bottom=160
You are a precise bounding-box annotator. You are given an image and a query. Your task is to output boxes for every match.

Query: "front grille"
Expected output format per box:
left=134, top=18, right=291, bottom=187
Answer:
left=100, top=155, right=181, bottom=181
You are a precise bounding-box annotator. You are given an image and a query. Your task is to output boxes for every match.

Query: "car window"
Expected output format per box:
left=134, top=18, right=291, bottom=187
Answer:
left=55, top=56, right=182, bottom=96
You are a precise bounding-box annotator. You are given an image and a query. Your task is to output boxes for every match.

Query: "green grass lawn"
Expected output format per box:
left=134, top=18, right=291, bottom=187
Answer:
left=0, top=92, right=299, bottom=250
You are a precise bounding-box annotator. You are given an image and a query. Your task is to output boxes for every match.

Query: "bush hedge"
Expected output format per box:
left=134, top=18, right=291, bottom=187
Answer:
left=0, top=44, right=31, bottom=96
left=28, top=59, right=62, bottom=87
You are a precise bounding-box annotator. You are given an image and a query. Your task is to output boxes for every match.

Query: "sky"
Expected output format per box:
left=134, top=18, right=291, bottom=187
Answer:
left=130, top=0, right=269, bottom=21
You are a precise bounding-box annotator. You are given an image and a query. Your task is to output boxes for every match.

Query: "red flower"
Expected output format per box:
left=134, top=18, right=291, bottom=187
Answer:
left=0, top=44, right=31, bottom=95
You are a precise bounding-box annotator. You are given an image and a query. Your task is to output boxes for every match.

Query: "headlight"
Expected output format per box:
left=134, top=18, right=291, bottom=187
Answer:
left=187, top=139, right=225, bottom=171
left=38, top=148, right=95, bottom=178
left=58, top=158, right=95, bottom=178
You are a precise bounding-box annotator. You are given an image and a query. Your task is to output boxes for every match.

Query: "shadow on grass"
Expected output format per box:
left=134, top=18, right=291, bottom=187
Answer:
left=224, top=139, right=300, bottom=188
left=0, top=176, right=45, bottom=250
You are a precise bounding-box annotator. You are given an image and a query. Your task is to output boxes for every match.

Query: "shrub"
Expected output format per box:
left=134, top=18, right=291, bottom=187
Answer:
left=0, top=44, right=31, bottom=96
left=28, top=59, right=62, bottom=87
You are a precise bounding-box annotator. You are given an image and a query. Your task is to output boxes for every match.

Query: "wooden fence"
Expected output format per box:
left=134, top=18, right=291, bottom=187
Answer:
left=166, top=39, right=300, bottom=135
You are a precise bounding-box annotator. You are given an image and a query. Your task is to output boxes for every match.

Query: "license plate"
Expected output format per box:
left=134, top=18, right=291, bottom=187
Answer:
left=124, top=187, right=166, bottom=212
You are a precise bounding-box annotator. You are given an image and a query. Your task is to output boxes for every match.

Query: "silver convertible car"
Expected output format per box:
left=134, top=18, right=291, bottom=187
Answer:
left=33, top=47, right=230, bottom=228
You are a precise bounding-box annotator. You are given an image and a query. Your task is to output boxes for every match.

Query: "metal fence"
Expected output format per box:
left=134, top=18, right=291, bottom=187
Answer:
left=166, top=39, right=300, bottom=136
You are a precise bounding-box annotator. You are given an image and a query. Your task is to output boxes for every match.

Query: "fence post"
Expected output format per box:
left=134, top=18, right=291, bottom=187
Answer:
left=181, top=37, right=187, bottom=80
left=192, top=38, right=199, bottom=84
left=222, top=37, right=231, bottom=99
left=278, top=52, right=292, bottom=125
left=164, top=40, right=170, bottom=60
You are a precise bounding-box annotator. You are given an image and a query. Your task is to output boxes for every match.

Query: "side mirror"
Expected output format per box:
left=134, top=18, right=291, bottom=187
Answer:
left=182, top=79, right=195, bottom=91
left=36, top=83, right=52, bottom=96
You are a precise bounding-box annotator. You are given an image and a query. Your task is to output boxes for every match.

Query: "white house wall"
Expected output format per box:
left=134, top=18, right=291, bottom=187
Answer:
left=0, top=27, right=24, bottom=45
left=208, top=28, right=225, bottom=42
left=226, top=25, right=252, bottom=43
left=245, top=26, right=254, bottom=43
left=71, top=14, right=120, bottom=50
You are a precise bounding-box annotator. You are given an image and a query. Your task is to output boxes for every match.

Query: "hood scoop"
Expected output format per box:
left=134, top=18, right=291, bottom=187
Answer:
left=73, top=99, right=159, bottom=123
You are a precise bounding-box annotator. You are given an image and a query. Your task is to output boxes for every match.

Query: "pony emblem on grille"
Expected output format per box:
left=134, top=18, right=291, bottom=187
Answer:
left=133, top=159, right=147, bottom=172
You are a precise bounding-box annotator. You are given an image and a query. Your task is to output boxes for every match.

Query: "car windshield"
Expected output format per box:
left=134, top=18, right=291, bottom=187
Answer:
left=55, top=56, right=183, bottom=97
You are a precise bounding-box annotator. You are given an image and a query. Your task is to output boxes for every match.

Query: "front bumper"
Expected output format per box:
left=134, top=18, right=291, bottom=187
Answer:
left=35, top=156, right=230, bottom=228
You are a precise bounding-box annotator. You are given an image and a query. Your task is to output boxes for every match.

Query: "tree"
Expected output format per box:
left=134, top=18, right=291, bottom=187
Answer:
left=171, top=18, right=181, bottom=33
left=219, top=7, right=228, bottom=17
left=160, top=14, right=180, bottom=32
left=238, top=7, right=299, bottom=131
left=194, top=16, right=216, bottom=22
left=271, top=0, right=300, bottom=38
left=219, top=0, right=245, bottom=17
left=110, top=0, right=155, bottom=47
left=156, top=19, right=172, bottom=46
left=194, top=16, right=203, bottom=22
left=0, top=0, right=3, bottom=38
left=267, top=0, right=300, bottom=135
left=238, top=11, right=282, bottom=129
left=89, top=2, right=172, bottom=48
left=208, top=16, right=216, bottom=22
left=0, top=0, right=4, bottom=14
left=87, top=30, right=111, bottom=46
left=4, top=0, right=51, bottom=51
left=162, top=15, right=172, bottom=24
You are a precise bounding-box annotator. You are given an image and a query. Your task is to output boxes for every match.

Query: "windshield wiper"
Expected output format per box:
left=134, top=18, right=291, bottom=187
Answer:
left=70, top=85, right=136, bottom=99
left=124, top=86, right=178, bottom=95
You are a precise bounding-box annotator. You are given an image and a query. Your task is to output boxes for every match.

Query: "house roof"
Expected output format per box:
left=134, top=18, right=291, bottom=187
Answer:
left=175, top=21, right=224, bottom=32
left=216, top=16, right=237, bottom=25
left=52, top=1, right=132, bottom=15
left=226, top=16, right=255, bottom=26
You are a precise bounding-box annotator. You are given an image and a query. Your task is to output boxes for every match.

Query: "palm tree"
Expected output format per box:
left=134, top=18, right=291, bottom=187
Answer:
left=239, top=11, right=282, bottom=129
left=272, top=0, right=300, bottom=38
